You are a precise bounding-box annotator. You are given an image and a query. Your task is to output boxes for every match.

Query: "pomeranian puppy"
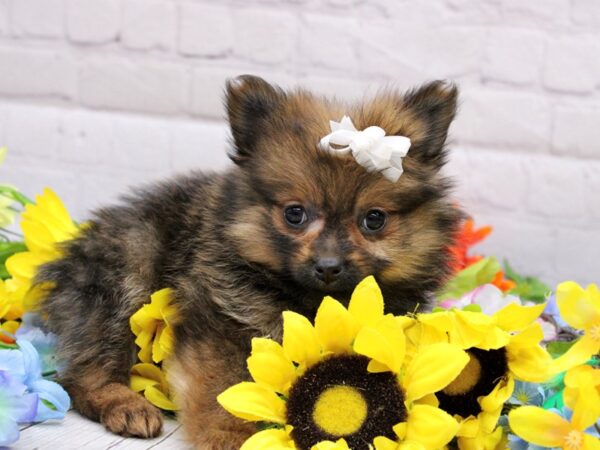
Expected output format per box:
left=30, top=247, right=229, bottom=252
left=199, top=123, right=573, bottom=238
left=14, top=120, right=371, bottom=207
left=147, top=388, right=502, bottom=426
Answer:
left=36, top=75, right=460, bottom=449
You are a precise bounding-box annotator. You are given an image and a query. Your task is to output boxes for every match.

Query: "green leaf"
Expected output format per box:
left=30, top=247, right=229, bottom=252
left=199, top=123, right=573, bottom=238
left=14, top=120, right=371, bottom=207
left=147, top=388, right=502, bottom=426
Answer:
left=462, top=304, right=482, bottom=313
left=41, top=398, right=58, bottom=411
left=437, top=257, right=501, bottom=301
left=504, top=260, right=551, bottom=303
left=0, top=185, right=33, bottom=206
left=0, top=341, right=18, bottom=350
left=542, top=390, right=564, bottom=410
left=0, top=241, right=26, bottom=280
left=546, top=340, right=575, bottom=359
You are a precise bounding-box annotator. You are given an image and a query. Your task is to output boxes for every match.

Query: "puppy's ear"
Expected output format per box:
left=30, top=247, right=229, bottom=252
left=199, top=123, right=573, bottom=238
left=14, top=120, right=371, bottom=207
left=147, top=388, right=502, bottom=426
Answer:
left=225, top=75, right=285, bottom=164
left=403, top=80, right=458, bottom=170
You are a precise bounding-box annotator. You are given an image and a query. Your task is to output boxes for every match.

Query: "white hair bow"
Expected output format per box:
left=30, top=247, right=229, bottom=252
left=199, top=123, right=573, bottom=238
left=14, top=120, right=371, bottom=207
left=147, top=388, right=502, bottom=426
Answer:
left=318, top=116, right=411, bottom=182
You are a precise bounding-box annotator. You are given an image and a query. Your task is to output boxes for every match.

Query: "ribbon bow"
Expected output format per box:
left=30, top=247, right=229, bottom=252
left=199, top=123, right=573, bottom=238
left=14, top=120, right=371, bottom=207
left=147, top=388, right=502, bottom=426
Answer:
left=318, top=116, right=411, bottom=182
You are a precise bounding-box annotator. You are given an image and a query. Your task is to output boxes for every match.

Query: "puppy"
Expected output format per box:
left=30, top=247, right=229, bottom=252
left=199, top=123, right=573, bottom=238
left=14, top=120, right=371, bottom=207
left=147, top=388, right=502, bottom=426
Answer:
left=36, top=76, right=460, bottom=449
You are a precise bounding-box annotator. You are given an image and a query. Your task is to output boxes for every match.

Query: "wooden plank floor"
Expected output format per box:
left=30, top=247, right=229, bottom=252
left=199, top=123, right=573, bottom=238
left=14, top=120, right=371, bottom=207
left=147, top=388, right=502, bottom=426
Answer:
left=14, top=411, right=192, bottom=450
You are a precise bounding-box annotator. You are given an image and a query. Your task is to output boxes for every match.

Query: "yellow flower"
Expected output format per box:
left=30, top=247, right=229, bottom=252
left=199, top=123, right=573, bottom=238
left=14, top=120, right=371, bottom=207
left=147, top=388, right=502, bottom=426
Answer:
left=509, top=405, right=600, bottom=450
left=411, top=302, right=552, bottom=449
left=0, top=278, right=24, bottom=322
left=5, top=187, right=78, bottom=311
left=552, top=282, right=600, bottom=373
left=130, top=288, right=177, bottom=364
left=130, top=363, right=177, bottom=411
left=218, top=276, right=469, bottom=450
left=563, top=365, right=600, bottom=432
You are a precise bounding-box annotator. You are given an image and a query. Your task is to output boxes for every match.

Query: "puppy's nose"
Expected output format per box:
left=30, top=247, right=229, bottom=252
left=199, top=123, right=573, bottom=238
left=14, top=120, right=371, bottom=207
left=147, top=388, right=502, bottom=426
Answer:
left=315, top=257, right=343, bottom=284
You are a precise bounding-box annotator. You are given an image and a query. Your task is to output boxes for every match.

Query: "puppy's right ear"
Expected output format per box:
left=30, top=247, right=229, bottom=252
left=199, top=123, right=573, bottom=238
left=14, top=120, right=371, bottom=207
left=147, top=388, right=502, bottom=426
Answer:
left=225, top=75, right=285, bottom=164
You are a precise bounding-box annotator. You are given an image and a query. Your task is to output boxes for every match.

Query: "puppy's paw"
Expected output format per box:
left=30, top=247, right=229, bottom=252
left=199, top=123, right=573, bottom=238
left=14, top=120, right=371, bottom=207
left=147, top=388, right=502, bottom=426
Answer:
left=100, top=396, right=163, bottom=438
left=90, top=383, right=163, bottom=438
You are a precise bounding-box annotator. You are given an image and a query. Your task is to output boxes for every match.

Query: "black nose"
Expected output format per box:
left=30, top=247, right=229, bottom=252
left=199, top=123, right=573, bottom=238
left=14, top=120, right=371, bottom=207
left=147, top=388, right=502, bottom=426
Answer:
left=314, top=257, right=343, bottom=284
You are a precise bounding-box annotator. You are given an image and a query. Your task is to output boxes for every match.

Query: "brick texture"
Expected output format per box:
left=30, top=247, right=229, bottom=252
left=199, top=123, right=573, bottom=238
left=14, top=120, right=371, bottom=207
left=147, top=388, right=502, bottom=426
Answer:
left=0, top=0, right=599, bottom=287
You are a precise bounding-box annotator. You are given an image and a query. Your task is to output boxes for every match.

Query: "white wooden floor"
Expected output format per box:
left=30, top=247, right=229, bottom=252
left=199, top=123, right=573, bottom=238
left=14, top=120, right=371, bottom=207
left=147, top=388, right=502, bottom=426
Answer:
left=15, top=411, right=192, bottom=450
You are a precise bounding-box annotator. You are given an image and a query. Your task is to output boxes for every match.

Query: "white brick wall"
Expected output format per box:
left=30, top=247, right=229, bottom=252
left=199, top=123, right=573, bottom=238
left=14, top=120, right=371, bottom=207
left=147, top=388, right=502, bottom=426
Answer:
left=1, top=0, right=599, bottom=288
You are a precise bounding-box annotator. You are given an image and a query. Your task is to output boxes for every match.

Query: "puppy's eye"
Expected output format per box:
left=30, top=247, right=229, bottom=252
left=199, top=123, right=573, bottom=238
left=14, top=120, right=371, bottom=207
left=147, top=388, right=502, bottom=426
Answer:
left=284, top=205, right=308, bottom=227
left=362, top=209, right=387, bottom=232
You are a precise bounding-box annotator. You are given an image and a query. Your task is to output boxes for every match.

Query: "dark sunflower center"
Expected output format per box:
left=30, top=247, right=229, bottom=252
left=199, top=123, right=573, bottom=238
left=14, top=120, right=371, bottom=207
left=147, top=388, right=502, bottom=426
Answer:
left=286, top=354, right=406, bottom=450
left=436, top=348, right=508, bottom=418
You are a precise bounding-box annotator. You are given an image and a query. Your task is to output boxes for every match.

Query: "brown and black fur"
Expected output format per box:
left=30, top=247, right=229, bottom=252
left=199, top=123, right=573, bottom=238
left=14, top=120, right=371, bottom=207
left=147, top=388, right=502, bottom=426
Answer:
left=36, top=76, right=461, bottom=449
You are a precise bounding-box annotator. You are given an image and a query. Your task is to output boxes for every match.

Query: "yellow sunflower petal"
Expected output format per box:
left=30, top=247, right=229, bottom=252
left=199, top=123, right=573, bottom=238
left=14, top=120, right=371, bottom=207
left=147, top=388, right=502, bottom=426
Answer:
left=144, top=385, right=177, bottom=411
left=551, top=333, right=600, bottom=374
left=557, top=281, right=595, bottom=330
left=373, top=436, right=400, bottom=450
left=475, top=326, right=510, bottom=351
left=131, top=363, right=168, bottom=391
left=353, top=315, right=405, bottom=374
left=456, top=416, right=479, bottom=438
left=508, top=406, right=572, bottom=448
left=493, top=302, right=546, bottom=332
left=315, top=296, right=358, bottom=354
left=311, top=439, right=350, bottom=450
left=508, top=322, right=544, bottom=349
left=217, top=382, right=286, bottom=424
left=130, top=374, right=158, bottom=392
left=21, top=220, right=58, bottom=255
left=152, top=323, right=166, bottom=363
left=507, top=344, right=552, bottom=382
left=241, top=428, right=295, bottom=450
left=282, top=311, right=321, bottom=367
left=348, top=275, right=384, bottom=327
left=452, top=310, right=494, bottom=349
left=247, top=338, right=297, bottom=395
left=403, top=343, right=469, bottom=403
left=398, top=442, right=426, bottom=450
left=405, top=404, right=459, bottom=450
left=480, top=376, right=514, bottom=413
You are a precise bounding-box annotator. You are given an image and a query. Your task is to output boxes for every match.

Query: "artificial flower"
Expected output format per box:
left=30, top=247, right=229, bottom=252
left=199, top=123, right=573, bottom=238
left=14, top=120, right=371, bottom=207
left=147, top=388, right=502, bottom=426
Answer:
left=0, top=338, right=69, bottom=446
left=447, top=219, right=491, bottom=272
left=0, top=278, right=24, bottom=324
left=0, top=370, right=37, bottom=446
left=4, top=188, right=78, bottom=312
left=218, top=276, right=469, bottom=450
left=510, top=380, right=544, bottom=406
left=129, top=288, right=178, bottom=411
left=8, top=340, right=70, bottom=421
left=562, top=365, right=600, bottom=431
left=15, top=313, right=59, bottom=375
left=509, top=405, right=600, bottom=450
left=409, top=299, right=552, bottom=449
left=130, top=288, right=176, bottom=364
left=130, top=363, right=177, bottom=411
left=551, top=282, right=600, bottom=374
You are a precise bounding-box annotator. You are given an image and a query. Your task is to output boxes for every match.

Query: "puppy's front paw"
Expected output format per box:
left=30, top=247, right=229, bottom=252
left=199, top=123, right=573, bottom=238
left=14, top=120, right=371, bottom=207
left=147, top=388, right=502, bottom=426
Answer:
left=93, top=383, right=163, bottom=438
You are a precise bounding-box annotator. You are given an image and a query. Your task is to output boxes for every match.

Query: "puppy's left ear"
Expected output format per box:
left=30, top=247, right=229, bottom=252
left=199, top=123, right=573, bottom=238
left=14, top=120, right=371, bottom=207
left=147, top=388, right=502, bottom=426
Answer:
left=225, top=75, right=285, bottom=164
left=403, top=80, right=458, bottom=170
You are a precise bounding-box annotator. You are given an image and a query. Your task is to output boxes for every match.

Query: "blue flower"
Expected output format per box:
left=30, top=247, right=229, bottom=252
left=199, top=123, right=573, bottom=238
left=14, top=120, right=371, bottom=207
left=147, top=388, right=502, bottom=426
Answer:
left=16, top=313, right=59, bottom=375
left=543, top=294, right=567, bottom=328
left=16, top=340, right=70, bottom=421
left=510, top=380, right=545, bottom=406
left=0, top=365, right=38, bottom=446
left=0, top=339, right=70, bottom=431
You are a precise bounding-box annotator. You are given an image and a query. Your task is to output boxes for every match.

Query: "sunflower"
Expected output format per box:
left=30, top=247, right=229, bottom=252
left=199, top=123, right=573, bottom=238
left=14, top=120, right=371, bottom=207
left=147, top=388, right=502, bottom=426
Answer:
left=4, top=188, right=79, bottom=312
left=129, top=288, right=178, bottom=410
left=409, top=301, right=553, bottom=448
left=218, top=276, right=470, bottom=450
